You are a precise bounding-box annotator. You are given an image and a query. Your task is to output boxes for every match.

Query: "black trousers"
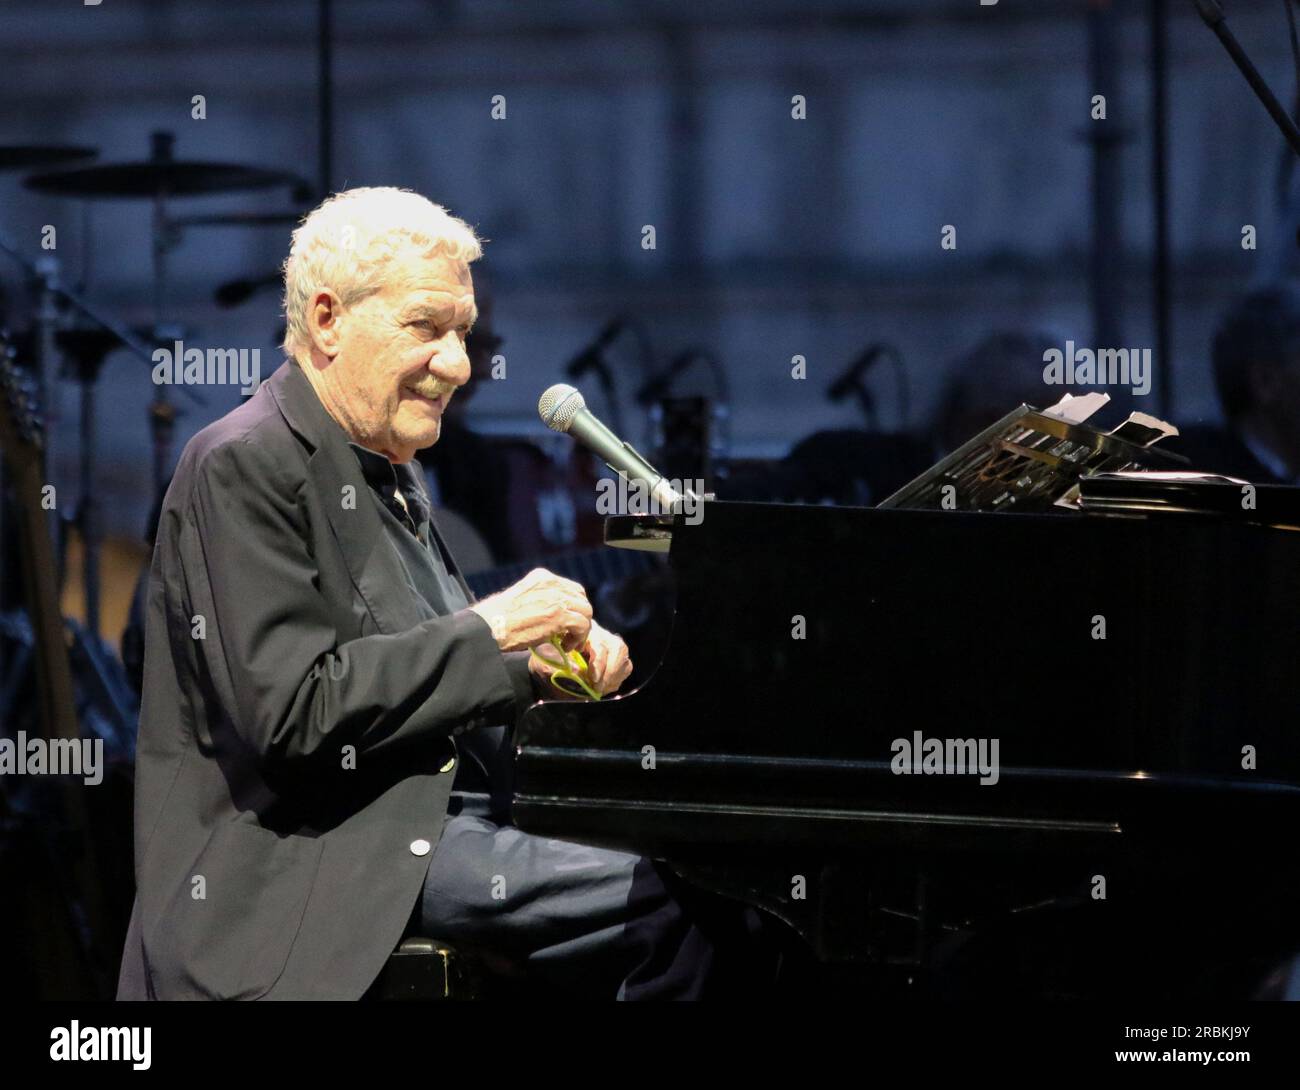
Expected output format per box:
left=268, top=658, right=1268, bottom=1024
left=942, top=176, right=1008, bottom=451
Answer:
left=413, top=724, right=772, bottom=1000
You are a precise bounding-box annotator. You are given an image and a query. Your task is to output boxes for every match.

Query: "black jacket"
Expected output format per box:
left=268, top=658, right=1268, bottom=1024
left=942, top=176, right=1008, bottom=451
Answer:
left=116, top=360, right=534, bottom=1000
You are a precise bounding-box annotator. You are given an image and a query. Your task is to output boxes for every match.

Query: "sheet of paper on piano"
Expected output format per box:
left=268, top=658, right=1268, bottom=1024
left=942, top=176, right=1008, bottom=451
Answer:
left=1108, top=412, right=1180, bottom=448
left=1040, top=393, right=1181, bottom=449
left=1041, top=391, right=1110, bottom=424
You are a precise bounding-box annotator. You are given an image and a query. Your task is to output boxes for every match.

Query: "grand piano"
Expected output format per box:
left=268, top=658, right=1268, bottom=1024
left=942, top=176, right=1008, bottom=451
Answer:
left=511, top=408, right=1300, bottom=998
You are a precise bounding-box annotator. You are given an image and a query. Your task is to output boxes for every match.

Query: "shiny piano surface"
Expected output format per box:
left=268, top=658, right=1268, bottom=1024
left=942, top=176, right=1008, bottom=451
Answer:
left=512, top=500, right=1300, bottom=980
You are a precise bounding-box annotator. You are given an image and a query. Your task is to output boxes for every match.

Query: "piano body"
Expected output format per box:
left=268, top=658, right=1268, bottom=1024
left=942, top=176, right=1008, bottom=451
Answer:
left=512, top=496, right=1300, bottom=996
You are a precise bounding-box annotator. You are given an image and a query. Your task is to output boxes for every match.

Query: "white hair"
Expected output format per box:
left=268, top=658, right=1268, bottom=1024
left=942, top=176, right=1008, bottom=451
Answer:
left=281, top=186, right=483, bottom=360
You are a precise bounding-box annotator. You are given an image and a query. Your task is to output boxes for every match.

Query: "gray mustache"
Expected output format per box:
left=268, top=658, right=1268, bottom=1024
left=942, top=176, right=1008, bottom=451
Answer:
left=408, top=383, right=453, bottom=400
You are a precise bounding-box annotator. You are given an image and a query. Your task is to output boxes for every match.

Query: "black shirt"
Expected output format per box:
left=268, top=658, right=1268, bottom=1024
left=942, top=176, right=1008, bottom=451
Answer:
left=348, top=441, right=520, bottom=819
left=348, top=442, right=469, bottom=614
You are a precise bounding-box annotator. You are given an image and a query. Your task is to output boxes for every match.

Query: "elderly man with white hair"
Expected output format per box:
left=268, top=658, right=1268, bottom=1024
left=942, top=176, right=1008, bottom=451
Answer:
left=115, top=187, right=761, bottom=1000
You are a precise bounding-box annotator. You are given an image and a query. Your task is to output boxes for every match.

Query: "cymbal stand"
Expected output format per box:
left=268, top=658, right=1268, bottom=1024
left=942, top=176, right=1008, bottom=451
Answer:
left=148, top=131, right=179, bottom=504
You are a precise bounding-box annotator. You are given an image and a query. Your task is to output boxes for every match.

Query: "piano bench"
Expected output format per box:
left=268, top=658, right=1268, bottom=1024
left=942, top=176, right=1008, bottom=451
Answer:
left=369, top=937, right=489, bottom=1001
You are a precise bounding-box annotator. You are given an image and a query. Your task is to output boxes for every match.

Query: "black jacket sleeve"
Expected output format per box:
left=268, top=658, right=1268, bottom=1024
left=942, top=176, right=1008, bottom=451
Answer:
left=174, top=434, right=526, bottom=779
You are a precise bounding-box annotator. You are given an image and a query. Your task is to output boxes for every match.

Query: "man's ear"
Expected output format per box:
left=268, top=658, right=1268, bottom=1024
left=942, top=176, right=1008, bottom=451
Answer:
left=307, top=289, right=344, bottom=360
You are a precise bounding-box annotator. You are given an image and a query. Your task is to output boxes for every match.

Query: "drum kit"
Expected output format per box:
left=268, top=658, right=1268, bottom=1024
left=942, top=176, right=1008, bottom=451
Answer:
left=3, top=131, right=308, bottom=491
left=0, top=131, right=311, bottom=741
left=0, top=134, right=314, bottom=997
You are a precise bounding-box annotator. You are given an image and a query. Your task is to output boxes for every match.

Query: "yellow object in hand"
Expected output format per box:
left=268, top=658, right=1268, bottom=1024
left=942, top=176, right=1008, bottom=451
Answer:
left=530, top=635, right=602, bottom=701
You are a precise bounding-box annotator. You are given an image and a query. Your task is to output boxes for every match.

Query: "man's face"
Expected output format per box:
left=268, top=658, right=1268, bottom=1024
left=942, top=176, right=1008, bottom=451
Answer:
left=317, top=253, right=476, bottom=461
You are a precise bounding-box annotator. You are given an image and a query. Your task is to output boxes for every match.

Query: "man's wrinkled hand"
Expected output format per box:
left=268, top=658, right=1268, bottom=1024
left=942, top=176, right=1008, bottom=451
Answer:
left=580, top=621, right=633, bottom=695
left=469, top=567, right=592, bottom=653
left=527, top=620, right=633, bottom=699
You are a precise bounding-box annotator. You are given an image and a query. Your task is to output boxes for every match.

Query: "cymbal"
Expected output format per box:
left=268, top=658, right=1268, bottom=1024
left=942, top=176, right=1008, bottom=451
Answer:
left=168, top=210, right=305, bottom=228
left=24, top=160, right=307, bottom=199
left=0, top=145, right=97, bottom=171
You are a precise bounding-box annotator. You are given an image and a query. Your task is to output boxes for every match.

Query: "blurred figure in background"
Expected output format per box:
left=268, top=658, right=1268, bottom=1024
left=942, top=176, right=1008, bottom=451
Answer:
left=1176, top=283, right=1300, bottom=484
left=931, top=330, right=1060, bottom=459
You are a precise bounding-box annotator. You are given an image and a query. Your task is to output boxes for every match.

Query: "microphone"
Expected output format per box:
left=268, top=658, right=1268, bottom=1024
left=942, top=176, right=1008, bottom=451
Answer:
left=538, top=383, right=688, bottom=509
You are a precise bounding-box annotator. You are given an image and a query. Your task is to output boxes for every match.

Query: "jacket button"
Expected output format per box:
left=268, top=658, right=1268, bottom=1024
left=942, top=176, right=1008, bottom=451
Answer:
left=439, top=756, right=456, bottom=773
left=410, top=839, right=431, bottom=856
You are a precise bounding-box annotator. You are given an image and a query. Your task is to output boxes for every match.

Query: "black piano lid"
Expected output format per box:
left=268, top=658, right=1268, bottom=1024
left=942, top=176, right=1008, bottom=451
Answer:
left=521, top=501, right=1300, bottom=855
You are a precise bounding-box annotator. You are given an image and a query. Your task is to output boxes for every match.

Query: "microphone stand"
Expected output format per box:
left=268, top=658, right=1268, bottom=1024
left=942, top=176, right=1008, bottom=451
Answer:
left=0, top=232, right=207, bottom=409
left=565, top=319, right=627, bottom=436
left=591, top=359, right=623, bottom=438
left=1194, top=0, right=1300, bottom=159
left=835, top=376, right=877, bottom=432
left=827, top=343, right=909, bottom=432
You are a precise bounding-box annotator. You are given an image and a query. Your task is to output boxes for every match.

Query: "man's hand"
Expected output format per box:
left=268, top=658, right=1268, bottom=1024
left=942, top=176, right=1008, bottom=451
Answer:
left=468, top=567, right=592, bottom=653
left=581, top=621, right=634, bottom=695
left=527, top=619, right=633, bottom=699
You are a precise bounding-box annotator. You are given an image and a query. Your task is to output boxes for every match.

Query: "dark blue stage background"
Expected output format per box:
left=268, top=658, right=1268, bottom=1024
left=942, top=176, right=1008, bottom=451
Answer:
left=2, top=0, right=1297, bottom=561
left=6, top=0, right=1300, bottom=1011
